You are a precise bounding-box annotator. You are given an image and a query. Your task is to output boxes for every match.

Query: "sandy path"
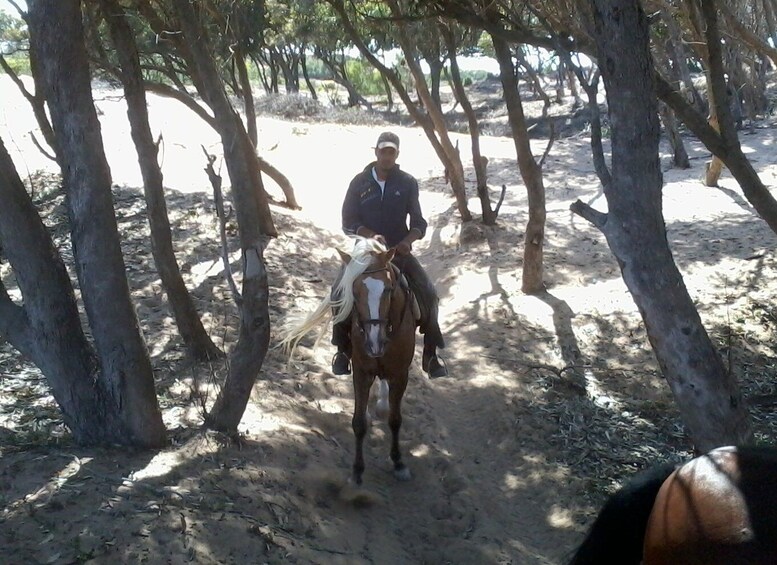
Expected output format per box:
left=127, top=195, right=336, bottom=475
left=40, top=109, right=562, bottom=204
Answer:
left=3, top=75, right=777, bottom=564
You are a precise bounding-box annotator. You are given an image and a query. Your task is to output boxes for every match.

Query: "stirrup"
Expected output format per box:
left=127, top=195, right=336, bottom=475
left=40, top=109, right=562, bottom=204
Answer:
left=423, top=351, right=448, bottom=378
left=331, top=351, right=351, bottom=375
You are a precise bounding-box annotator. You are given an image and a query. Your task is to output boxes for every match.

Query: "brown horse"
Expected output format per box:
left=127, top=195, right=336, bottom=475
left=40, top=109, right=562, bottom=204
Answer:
left=279, top=237, right=416, bottom=485
left=568, top=445, right=777, bottom=565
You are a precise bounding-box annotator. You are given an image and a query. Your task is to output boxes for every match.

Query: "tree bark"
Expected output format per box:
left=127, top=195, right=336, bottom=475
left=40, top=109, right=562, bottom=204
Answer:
left=659, top=102, right=691, bottom=169
left=577, top=0, right=751, bottom=451
left=718, top=1, right=777, bottom=69
left=101, top=0, right=222, bottom=362
left=655, top=0, right=777, bottom=236
left=27, top=0, right=166, bottom=447
left=172, top=0, right=274, bottom=433
left=656, top=72, right=777, bottom=236
left=442, top=23, right=496, bottom=224
left=0, top=136, right=111, bottom=444
left=491, top=32, right=546, bottom=294
left=299, top=51, right=318, bottom=101
left=329, top=0, right=473, bottom=221
left=386, top=0, right=472, bottom=221
left=235, top=47, right=258, bottom=148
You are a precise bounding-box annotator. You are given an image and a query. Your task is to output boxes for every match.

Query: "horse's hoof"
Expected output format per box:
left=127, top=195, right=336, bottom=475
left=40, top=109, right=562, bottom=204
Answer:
left=394, top=466, right=412, bottom=481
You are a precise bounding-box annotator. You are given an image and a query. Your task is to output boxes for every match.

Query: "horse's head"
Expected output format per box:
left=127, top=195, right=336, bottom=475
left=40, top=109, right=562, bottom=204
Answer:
left=338, top=241, right=398, bottom=358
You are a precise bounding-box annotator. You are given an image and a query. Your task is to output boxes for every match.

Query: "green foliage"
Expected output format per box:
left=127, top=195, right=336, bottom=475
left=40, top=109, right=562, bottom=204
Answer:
left=0, top=10, right=27, bottom=49
left=0, top=9, right=29, bottom=75
left=345, top=59, right=384, bottom=96
left=0, top=52, right=30, bottom=75
left=460, top=69, right=491, bottom=83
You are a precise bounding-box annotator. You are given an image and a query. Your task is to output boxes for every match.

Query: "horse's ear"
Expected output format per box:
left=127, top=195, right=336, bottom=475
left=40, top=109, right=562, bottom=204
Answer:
left=385, top=248, right=396, bottom=263
left=337, top=249, right=352, bottom=264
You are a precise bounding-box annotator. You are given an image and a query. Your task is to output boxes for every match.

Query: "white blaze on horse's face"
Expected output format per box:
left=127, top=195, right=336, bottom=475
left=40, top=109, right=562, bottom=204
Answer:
left=363, top=276, right=387, bottom=356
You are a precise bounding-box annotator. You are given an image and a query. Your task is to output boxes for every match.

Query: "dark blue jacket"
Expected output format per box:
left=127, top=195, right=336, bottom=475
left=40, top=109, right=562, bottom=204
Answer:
left=342, top=163, right=428, bottom=247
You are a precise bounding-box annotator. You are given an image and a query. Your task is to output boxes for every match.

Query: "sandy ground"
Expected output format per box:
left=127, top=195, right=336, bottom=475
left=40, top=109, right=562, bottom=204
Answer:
left=2, top=74, right=777, bottom=564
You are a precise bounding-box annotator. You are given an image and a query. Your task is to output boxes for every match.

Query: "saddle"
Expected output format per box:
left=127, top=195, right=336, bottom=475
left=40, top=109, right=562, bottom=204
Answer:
left=391, top=263, right=421, bottom=323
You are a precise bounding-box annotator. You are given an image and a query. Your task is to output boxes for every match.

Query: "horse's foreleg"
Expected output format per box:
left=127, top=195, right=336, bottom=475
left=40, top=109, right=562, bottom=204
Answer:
left=351, top=371, right=373, bottom=485
left=389, top=373, right=411, bottom=481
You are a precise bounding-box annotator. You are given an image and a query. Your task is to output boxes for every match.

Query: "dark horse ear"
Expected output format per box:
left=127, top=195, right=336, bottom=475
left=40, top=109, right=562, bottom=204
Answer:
left=337, top=249, right=351, bottom=265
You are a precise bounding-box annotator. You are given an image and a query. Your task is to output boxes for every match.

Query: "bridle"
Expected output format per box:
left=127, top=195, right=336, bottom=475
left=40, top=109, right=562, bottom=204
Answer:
left=356, top=264, right=410, bottom=338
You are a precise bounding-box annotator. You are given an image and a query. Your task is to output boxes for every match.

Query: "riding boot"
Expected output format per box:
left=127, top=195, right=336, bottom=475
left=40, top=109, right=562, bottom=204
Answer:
left=331, top=318, right=352, bottom=375
left=422, top=344, right=448, bottom=378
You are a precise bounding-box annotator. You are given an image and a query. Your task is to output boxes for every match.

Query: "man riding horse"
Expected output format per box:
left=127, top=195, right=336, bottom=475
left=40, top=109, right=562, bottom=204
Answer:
left=332, top=131, right=448, bottom=378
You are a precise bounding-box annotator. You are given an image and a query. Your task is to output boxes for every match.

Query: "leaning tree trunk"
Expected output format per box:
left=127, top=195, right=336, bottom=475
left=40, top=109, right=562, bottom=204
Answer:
left=491, top=33, right=547, bottom=294
left=101, top=0, right=222, bottom=361
left=442, top=23, right=498, bottom=224
left=27, top=0, right=166, bottom=447
left=686, top=0, right=727, bottom=187
left=300, top=52, right=318, bottom=101
left=235, top=47, right=258, bottom=148
left=172, top=0, right=275, bottom=433
left=386, top=0, right=471, bottom=221
left=659, top=102, right=690, bottom=169
left=0, top=136, right=120, bottom=445
left=656, top=0, right=777, bottom=236
left=331, top=0, right=472, bottom=221
left=574, top=0, right=751, bottom=451
left=0, top=52, right=57, bottom=158
left=380, top=72, right=394, bottom=112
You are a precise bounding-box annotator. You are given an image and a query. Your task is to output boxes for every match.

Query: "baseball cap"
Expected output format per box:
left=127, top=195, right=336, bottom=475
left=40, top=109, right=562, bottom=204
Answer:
left=375, top=131, right=399, bottom=150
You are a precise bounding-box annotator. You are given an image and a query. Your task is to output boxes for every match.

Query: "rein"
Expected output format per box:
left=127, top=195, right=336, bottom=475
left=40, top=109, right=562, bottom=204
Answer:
left=358, top=263, right=411, bottom=337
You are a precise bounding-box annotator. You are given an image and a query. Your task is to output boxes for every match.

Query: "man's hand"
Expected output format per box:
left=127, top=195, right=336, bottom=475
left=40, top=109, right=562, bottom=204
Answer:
left=395, top=239, right=412, bottom=255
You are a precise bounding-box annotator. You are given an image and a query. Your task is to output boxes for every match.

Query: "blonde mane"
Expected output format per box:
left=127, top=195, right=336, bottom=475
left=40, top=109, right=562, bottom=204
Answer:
left=276, top=237, right=388, bottom=359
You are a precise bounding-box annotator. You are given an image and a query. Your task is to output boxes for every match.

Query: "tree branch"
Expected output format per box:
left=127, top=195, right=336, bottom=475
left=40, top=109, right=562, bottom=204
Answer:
left=570, top=199, right=608, bottom=229
left=201, top=146, right=242, bottom=308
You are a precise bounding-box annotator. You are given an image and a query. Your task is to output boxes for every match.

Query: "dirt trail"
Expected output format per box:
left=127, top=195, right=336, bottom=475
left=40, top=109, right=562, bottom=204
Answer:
left=4, top=77, right=777, bottom=564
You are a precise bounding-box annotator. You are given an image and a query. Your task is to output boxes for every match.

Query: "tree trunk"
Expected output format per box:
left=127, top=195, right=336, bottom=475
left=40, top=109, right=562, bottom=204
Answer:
left=380, top=72, right=394, bottom=112
left=661, top=4, right=706, bottom=114
left=684, top=0, right=727, bottom=187
left=235, top=47, right=258, bottom=148
left=257, top=155, right=301, bottom=209
left=763, top=0, right=777, bottom=49
left=442, top=24, right=496, bottom=224
left=300, top=51, right=318, bottom=101
left=491, top=33, right=546, bottom=294
left=27, top=0, right=166, bottom=447
left=0, top=136, right=117, bottom=444
left=516, top=47, right=552, bottom=109
left=718, top=1, right=777, bottom=69
left=143, top=80, right=301, bottom=210
left=386, top=0, right=471, bottom=221
left=657, top=72, right=777, bottom=236
left=576, top=0, right=751, bottom=451
left=331, top=0, right=472, bottom=221
left=655, top=0, right=777, bottom=237
left=172, top=0, right=274, bottom=433
left=567, top=67, right=583, bottom=107
left=101, top=0, right=222, bottom=362
left=428, top=58, right=444, bottom=112
left=659, top=102, right=690, bottom=169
